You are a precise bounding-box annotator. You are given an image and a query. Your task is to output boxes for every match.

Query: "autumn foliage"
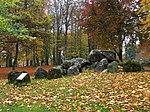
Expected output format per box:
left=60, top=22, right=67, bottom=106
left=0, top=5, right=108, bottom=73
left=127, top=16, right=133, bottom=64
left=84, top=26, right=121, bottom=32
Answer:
left=80, top=0, right=140, bottom=62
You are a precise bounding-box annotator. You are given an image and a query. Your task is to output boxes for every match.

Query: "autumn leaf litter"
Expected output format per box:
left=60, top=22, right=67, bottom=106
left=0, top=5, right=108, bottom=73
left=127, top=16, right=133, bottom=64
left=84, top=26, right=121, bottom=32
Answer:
left=0, top=71, right=150, bottom=111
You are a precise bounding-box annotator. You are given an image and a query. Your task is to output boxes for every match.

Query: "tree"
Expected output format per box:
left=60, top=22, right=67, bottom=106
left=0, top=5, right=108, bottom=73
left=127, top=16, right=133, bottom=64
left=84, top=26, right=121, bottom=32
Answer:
left=137, top=0, right=150, bottom=48
left=50, top=0, right=64, bottom=65
left=0, top=0, right=35, bottom=69
left=138, top=0, right=150, bottom=35
left=62, top=0, right=75, bottom=60
left=80, top=0, right=140, bottom=62
left=14, top=0, right=52, bottom=66
left=0, top=0, right=53, bottom=68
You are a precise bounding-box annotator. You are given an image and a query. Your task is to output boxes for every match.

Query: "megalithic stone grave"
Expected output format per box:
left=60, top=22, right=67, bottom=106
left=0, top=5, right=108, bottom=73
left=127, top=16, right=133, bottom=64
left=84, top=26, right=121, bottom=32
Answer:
left=16, top=71, right=31, bottom=85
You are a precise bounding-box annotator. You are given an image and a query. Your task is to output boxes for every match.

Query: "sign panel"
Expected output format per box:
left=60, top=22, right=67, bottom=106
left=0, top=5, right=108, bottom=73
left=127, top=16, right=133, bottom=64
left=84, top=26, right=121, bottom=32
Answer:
left=16, top=73, right=28, bottom=80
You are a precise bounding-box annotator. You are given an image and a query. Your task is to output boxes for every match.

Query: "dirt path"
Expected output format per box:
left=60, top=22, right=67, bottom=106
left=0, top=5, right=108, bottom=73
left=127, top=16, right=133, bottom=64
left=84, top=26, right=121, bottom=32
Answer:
left=0, top=65, right=53, bottom=80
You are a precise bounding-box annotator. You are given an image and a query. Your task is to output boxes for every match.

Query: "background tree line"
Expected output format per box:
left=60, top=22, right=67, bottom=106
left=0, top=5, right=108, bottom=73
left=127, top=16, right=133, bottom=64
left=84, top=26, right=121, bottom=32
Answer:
left=0, top=0, right=149, bottom=69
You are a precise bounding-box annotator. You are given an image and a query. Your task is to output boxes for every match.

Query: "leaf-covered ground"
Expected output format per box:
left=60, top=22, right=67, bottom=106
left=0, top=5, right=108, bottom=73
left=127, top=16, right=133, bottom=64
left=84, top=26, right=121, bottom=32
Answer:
left=0, top=71, right=150, bottom=112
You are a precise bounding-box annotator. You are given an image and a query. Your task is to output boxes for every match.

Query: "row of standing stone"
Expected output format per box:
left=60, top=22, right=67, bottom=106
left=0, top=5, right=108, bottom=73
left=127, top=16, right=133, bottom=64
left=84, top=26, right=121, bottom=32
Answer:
left=35, top=50, right=119, bottom=79
left=8, top=50, right=119, bottom=84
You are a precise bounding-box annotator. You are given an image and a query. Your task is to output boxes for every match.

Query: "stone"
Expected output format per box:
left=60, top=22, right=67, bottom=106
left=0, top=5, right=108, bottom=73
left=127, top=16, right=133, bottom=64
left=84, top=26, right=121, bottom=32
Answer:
left=34, top=67, right=47, bottom=79
left=72, top=58, right=91, bottom=69
left=61, top=60, right=73, bottom=69
left=8, top=70, right=20, bottom=83
left=89, top=49, right=117, bottom=63
left=47, top=66, right=66, bottom=79
left=94, top=58, right=108, bottom=72
left=61, top=58, right=90, bottom=70
left=107, top=61, right=118, bottom=73
left=62, top=58, right=90, bottom=75
left=16, top=71, right=31, bottom=84
left=67, top=65, right=80, bottom=75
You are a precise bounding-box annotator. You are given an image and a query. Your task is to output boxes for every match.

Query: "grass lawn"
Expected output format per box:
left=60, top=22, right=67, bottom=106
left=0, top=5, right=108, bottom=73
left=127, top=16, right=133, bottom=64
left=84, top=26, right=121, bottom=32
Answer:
left=0, top=70, right=150, bottom=112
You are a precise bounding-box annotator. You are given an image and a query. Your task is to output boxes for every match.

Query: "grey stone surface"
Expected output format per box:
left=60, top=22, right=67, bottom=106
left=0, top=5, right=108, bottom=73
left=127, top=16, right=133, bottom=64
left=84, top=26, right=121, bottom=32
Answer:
left=47, top=66, right=66, bottom=79
left=67, top=65, right=80, bottom=75
left=94, top=58, right=108, bottom=72
left=107, top=61, right=118, bottom=73
left=8, top=70, right=20, bottom=83
left=89, top=49, right=117, bottom=63
left=61, top=60, right=73, bottom=69
left=34, top=68, right=47, bottom=79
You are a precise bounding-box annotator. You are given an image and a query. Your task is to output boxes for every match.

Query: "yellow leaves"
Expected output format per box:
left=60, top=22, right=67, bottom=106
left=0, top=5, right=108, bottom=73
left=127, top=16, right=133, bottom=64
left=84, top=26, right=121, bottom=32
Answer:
left=3, top=100, right=13, bottom=105
left=0, top=72, right=150, bottom=111
left=81, top=95, right=90, bottom=100
left=138, top=85, right=143, bottom=89
left=132, top=90, right=136, bottom=94
left=108, top=100, right=115, bottom=105
left=110, top=108, right=115, bottom=112
left=138, top=0, right=150, bottom=34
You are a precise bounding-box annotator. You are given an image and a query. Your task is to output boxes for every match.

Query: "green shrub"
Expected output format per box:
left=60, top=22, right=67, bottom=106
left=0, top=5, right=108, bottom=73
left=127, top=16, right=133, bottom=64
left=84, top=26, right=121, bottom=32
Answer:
left=123, top=60, right=143, bottom=72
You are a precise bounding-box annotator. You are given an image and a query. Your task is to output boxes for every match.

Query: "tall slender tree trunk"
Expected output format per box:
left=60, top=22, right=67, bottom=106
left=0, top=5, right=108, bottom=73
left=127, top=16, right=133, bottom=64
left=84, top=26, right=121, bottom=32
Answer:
left=64, top=24, right=68, bottom=60
left=74, top=19, right=77, bottom=55
left=32, top=46, right=36, bottom=67
left=36, top=57, right=40, bottom=66
left=56, top=24, right=61, bottom=65
left=53, top=47, right=56, bottom=65
left=88, top=33, right=92, bottom=53
left=53, top=0, right=63, bottom=65
left=44, top=27, right=50, bottom=65
left=118, top=48, right=123, bottom=62
left=56, top=40, right=61, bottom=65
left=9, top=53, right=12, bottom=67
left=12, top=42, right=19, bottom=70
left=79, top=28, right=82, bottom=57
left=26, top=48, right=29, bottom=66
left=114, top=48, right=123, bottom=62
left=6, top=52, right=12, bottom=67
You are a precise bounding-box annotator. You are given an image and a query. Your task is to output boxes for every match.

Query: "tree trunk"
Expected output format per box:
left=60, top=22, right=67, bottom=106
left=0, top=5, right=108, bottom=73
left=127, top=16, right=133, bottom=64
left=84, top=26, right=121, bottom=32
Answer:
left=45, top=56, right=49, bottom=65
left=44, top=27, right=50, bottom=65
left=88, top=33, right=92, bottom=53
left=79, top=28, right=82, bottom=57
left=52, top=47, right=56, bottom=65
left=64, top=24, right=68, bottom=60
left=56, top=43, right=61, bottom=65
left=12, top=42, right=19, bottom=70
left=6, top=53, right=9, bottom=67
left=9, top=53, right=12, bottom=67
left=56, top=26, right=61, bottom=65
left=26, top=48, right=29, bottom=66
left=114, top=48, right=123, bottom=62
left=36, top=57, right=40, bottom=66
left=32, top=46, right=36, bottom=67
left=6, top=52, right=12, bottom=67
left=118, top=49, right=123, bottom=62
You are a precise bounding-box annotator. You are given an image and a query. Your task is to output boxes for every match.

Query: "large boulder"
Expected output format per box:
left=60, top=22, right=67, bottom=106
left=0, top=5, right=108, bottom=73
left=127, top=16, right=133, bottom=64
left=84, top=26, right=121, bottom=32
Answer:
left=72, top=58, right=91, bottom=69
left=107, top=61, right=118, bottom=73
left=67, top=65, right=80, bottom=75
left=34, top=68, right=47, bottom=79
left=61, top=58, right=90, bottom=72
left=47, top=66, right=66, bottom=79
left=15, top=71, right=31, bottom=84
left=89, top=50, right=117, bottom=63
left=94, top=58, right=108, bottom=72
left=8, top=70, right=20, bottom=83
left=61, top=60, right=73, bottom=69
